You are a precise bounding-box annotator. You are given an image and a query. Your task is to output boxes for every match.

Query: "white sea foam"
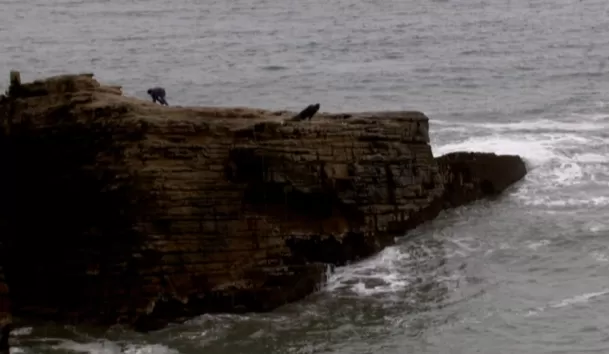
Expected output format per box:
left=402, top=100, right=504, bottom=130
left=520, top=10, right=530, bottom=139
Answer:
left=526, top=240, right=550, bottom=250
left=328, top=113, right=609, bottom=298
left=573, top=153, right=609, bottom=163
left=586, top=220, right=609, bottom=233
left=433, top=114, right=609, bottom=208
left=524, top=289, right=609, bottom=317
left=123, top=344, right=179, bottom=354
left=52, top=340, right=179, bottom=354
left=590, top=251, right=609, bottom=262
left=549, top=290, right=609, bottom=309
left=52, top=340, right=121, bottom=354
left=325, top=247, right=413, bottom=295
left=324, top=235, right=481, bottom=297
left=11, top=327, right=33, bottom=336
left=433, top=134, right=557, bottom=166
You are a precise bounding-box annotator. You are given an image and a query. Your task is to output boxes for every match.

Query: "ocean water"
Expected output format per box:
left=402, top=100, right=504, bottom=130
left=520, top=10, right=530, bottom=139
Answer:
left=3, top=0, right=609, bottom=353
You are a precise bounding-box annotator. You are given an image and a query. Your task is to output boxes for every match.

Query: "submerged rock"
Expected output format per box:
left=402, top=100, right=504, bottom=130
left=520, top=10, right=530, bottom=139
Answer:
left=0, top=72, right=527, bottom=332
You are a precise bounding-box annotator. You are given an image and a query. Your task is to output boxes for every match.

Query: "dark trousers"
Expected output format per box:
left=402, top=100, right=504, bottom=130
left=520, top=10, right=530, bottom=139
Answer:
left=153, top=97, right=169, bottom=106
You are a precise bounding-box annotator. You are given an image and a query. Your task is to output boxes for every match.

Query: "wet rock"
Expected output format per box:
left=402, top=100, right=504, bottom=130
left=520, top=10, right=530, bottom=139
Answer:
left=435, top=152, right=527, bottom=208
left=0, top=72, right=527, bottom=331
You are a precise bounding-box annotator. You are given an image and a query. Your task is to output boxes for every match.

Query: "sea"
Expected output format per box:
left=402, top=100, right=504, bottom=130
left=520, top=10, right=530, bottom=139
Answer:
left=2, top=0, right=609, bottom=353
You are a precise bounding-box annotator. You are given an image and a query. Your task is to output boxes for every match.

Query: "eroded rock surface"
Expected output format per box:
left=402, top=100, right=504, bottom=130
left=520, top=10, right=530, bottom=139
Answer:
left=436, top=152, right=527, bottom=208
left=0, top=73, right=527, bottom=332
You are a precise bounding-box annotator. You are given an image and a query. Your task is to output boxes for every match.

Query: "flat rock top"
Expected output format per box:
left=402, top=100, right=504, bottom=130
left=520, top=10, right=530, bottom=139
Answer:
left=8, top=73, right=429, bottom=130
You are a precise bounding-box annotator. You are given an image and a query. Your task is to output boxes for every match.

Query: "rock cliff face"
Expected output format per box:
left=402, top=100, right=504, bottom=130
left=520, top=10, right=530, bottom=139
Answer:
left=0, top=73, right=527, bottom=333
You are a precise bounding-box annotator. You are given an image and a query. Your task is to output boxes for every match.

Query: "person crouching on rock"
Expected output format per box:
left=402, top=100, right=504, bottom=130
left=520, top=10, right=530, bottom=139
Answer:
left=147, top=87, right=169, bottom=106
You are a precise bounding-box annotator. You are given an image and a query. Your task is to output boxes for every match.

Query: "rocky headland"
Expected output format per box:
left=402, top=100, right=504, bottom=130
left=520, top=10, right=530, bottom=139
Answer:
left=0, top=72, right=527, bottom=344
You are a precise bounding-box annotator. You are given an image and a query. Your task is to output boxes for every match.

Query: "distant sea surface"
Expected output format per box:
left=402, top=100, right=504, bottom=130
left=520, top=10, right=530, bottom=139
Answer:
left=3, top=0, right=609, bottom=353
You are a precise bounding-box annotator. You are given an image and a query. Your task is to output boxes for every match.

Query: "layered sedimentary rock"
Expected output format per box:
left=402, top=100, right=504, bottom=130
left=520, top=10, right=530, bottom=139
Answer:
left=0, top=73, right=527, bottom=333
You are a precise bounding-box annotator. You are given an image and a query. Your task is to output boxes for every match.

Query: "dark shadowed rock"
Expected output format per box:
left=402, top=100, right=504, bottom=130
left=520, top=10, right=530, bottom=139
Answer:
left=0, top=72, right=527, bottom=333
left=435, top=152, right=527, bottom=208
left=0, top=263, right=10, bottom=354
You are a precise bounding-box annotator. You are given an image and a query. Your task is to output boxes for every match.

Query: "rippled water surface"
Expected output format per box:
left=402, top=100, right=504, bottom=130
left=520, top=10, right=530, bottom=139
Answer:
left=3, top=0, right=609, bottom=353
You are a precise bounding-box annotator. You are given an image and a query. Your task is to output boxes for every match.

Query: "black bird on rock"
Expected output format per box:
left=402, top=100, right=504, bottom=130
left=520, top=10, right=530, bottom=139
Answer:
left=147, top=87, right=169, bottom=106
left=291, top=103, right=320, bottom=121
